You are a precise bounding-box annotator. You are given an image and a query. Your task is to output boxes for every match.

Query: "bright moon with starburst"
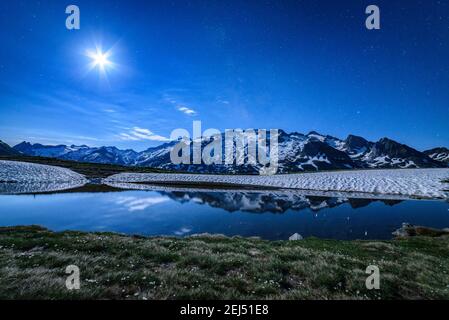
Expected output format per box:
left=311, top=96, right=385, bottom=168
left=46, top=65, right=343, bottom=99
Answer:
left=86, top=47, right=114, bottom=75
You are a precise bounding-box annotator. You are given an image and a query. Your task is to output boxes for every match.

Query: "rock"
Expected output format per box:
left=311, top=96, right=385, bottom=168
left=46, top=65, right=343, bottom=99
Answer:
left=392, top=223, right=414, bottom=237
left=289, top=233, right=303, bottom=241
left=248, top=249, right=261, bottom=256
left=392, top=223, right=449, bottom=238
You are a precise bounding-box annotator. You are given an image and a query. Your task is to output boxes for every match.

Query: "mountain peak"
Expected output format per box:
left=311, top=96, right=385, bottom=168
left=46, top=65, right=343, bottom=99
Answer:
left=424, top=147, right=449, bottom=154
left=0, top=140, right=21, bottom=156
left=378, top=137, right=394, bottom=143
left=14, top=141, right=32, bottom=147
left=345, top=134, right=370, bottom=146
left=346, top=134, right=366, bottom=140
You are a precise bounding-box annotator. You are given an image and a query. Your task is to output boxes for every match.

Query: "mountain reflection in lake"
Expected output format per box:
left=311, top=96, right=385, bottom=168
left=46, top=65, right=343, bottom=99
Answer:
left=0, top=188, right=448, bottom=240
left=158, top=190, right=403, bottom=214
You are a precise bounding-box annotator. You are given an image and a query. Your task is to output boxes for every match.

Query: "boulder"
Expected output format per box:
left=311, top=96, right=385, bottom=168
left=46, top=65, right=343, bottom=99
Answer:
left=289, top=233, right=303, bottom=241
left=392, top=223, right=449, bottom=238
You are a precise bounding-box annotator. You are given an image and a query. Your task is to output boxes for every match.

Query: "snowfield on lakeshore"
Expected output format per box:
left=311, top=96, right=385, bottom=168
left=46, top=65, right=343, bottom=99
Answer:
left=105, top=169, right=449, bottom=199
left=0, top=160, right=87, bottom=193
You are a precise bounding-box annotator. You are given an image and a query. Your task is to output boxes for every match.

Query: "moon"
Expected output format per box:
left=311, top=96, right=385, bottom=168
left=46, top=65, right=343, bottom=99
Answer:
left=86, top=47, right=113, bottom=73
left=92, top=51, right=110, bottom=68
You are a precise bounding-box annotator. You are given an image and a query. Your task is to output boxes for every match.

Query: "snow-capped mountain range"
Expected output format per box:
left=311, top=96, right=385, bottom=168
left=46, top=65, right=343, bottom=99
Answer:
left=7, top=130, right=449, bottom=173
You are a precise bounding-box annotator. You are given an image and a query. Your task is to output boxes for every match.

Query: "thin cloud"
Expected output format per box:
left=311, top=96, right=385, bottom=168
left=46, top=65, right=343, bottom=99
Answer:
left=177, top=106, right=196, bottom=115
left=163, top=94, right=197, bottom=116
left=74, top=135, right=101, bottom=141
left=119, top=133, right=139, bottom=141
left=119, top=127, right=170, bottom=142
left=218, top=99, right=230, bottom=105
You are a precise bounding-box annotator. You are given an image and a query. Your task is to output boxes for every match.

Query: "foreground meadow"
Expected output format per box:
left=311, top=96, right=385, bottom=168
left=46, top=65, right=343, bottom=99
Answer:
left=0, top=226, right=448, bottom=300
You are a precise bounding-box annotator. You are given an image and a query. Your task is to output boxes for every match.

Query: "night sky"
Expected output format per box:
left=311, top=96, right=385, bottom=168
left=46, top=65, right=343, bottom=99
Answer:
left=0, top=0, right=448, bottom=151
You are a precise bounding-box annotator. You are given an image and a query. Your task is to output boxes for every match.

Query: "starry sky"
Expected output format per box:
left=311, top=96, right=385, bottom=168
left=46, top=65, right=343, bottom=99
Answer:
left=0, top=0, right=448, bottom=151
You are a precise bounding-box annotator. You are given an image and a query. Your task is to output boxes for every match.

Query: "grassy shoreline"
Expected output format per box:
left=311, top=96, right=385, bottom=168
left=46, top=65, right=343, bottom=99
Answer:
left=0, top=226, right=448, bottom=300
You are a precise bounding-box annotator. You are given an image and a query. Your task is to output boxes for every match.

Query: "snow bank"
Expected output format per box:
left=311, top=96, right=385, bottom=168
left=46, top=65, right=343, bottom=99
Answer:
left=0, top=160, right=87, bottom=194
left=106, top=182, right=423, bottom=201
left=105, top=169, right=449, bottom=199
left=0, top=181, right=89, bottom=194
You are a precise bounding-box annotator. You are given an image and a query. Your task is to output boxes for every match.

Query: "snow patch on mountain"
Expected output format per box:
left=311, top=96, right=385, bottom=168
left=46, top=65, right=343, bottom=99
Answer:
left=424, top=148, right=449, bottom=165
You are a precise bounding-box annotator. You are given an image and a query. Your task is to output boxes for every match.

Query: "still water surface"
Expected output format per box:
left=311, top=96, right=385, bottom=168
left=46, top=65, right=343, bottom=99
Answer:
left=0, top=188, right=448, bottom=240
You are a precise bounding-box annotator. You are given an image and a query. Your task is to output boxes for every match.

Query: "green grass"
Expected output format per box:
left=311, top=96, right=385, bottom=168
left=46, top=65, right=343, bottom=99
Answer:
left=0, top=155, right=169, bottom=179
left=0, top=226, right=448, bottom=300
